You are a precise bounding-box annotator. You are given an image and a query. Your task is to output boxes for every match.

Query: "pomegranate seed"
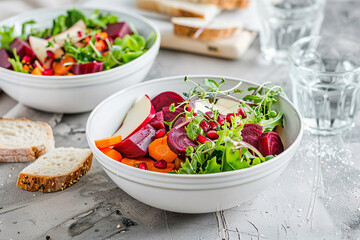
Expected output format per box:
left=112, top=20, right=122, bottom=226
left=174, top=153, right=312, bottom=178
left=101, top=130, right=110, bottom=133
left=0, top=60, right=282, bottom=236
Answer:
left=193, top=112, right=198, bottom=116
left=22, top=55, right=31, bottom=63
left=154, top=160, right=167, bottom=169
left=43, top=69, right=53, bottom=76
left=77, top=31, right=82, bottom=37
left=199, top=120, right=210, bottom=132
left=94, top=33, right=100, bottom=39
left=207, top=130, right=219, bottom=140
left=237, top=108, right=246, bottom=118
left=196, top=134, right=210, bottom=144
left=208, top=121, right=218, bottom=129
left=138, top=162, right=148, bottom=170
left=205, top=111, right=214, bottom=120
left=155, top=129, right=166, bottom=138
left=217, top=114, right=225, bottom=125
left=47, top=51, right=55, bottom=59
left=187, top=105, right=192, bottom=111
left=226, top=113, right=235, bottom=123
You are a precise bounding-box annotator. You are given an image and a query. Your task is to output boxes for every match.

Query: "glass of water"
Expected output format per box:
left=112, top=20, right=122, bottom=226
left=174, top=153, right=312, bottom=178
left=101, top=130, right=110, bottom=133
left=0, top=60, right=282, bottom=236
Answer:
left=256, top=0, right=326, bottom=64
left=289, top=36, right=360, bottom=135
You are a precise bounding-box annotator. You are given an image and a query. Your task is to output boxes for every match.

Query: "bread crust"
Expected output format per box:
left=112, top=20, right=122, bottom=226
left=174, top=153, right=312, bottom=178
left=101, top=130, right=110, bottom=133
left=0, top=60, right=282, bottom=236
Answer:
left=173, top=23, right=238, bottom=40
left=0, top=118, right=54, bottom=163
left=137, top=0, right=207, bottom=18
left=16, top=152, right=93, bottom=193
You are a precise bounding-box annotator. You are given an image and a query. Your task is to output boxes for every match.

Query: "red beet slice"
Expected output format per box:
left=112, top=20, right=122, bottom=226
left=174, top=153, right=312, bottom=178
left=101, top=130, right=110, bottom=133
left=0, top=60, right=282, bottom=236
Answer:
left=258, top=132, right=284, bottom=156
left=0, top=48, right=12, bottom=69
left=114, top=124, right=155, bottom=158
left=72, top=62, right=103, bottom=75
left=105, top=22, right=133, bottom=39
left=149, top=111, right=165, bottom=130
left=167, top=127, right=197, bottom=157
left=162, top=106, right=184, bottom=123
left=241, top=123, right=263, bottom=149
left=151, top=91, right=184, bottom=112
left=9, top=38, right=36, bottom=61
left=173, top=116, right=185, bottom=128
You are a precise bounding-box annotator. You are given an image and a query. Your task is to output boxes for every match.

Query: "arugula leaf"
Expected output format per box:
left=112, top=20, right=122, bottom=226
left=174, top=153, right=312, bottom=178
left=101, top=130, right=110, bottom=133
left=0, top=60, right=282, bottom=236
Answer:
left=200, top=157, right=221, bottom=174
left=51, top=15, right=67, bottom=36
left=8, top=48, right=28, bottom=73
left=21, top=20, right=36, bottom=37
left=259, top=112, right=284, bottom=132
left=0, top=26, right=15, bottom=50
left=65, top=9, right=86, bottom=28
left=185, top=116, right=203, bottom=141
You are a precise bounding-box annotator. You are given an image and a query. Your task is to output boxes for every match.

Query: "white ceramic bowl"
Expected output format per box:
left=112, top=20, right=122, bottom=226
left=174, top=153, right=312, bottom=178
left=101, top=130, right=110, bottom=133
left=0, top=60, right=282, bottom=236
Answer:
left=86, top=75, right=304, bottom=213
left=0, top=7, right=160, bottom=113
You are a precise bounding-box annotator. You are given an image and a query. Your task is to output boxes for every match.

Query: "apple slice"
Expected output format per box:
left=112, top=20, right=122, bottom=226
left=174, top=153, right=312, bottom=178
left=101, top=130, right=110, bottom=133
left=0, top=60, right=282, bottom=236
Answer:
left=29, top=36, right=62, bottom=64
left=113, top=95, right=155, bottom=139
left=48, top=20, right=86, bottom=47
left=215, top=98, right=240, bottom=114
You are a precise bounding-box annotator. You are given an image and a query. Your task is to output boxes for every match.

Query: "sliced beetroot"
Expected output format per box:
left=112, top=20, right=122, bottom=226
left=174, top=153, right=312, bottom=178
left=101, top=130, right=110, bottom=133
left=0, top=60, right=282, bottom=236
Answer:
left=151, top=91, right=184, bottom=112
left=162, top=106, right=185, bottom=123
left=241, top=123, right=263, bottom=149
left=258, top=132, right=284, bottom=156
left=167, top=127, right=197, bottom=157
left=149, top=111, right=165, bottom=130
left=114, top=124, right=155, bottom=158
left=0, top=48, right=12, bottom=69
left=173, top=116, right=185, bottom=128
left=105, top=22, right=133, bottom=39
left=9, top=38, right=36, bottom=61
left=72, top=62, right=103, bottom=75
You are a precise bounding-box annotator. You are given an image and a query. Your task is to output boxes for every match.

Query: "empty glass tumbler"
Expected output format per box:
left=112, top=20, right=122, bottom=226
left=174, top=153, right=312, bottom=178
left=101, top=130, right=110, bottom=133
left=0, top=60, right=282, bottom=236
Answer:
left=257, top=0, right=326, bottom=64
left=289, top=36, right=360, bottom=135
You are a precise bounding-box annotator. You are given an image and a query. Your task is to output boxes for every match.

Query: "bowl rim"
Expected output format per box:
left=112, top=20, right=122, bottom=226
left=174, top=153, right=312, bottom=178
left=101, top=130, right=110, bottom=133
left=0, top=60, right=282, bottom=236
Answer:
left=0, top=6, right=161, bottom=85
left=86, top=75, right=304, bottom=179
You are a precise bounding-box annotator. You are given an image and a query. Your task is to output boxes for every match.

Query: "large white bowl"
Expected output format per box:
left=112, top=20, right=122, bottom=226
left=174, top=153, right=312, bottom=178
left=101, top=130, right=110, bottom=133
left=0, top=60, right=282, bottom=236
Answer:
left=0, top=7, right=160, bottom=113
left=86, top=75, right=304, bottom=213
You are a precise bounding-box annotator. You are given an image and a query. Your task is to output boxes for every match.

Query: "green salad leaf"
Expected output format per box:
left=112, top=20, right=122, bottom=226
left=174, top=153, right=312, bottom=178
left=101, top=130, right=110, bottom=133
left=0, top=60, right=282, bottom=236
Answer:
left=172, top=78, right=284, bottom=174
left=0, top=26, right=15, bottom=50
left=8, top=48, right=28, bottom=73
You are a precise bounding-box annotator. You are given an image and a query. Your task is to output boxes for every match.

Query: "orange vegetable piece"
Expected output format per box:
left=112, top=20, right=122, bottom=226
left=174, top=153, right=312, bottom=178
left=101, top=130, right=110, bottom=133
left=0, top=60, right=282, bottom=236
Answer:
left=121, top=158, right=174, bottom=173
left=95, top=135, right=122, bottom=148
left=148, top=162, right=175, bottom=173
left=31, top=67, right=42, bottom=75
left=121, top=158, right=154, bottom=168
left=23, top=64, right=30, bottom=72
left=174, top=157, right=185, bottom=170
left=95, top=40, right=106, bottom=51
left=66, top=73, right=74, bottom=76
left=53, top=54, right=75, bottom=75
left=99, top=32, right=108, bottom=40
left=101, top=148, right=123, bottom=162
left=148, top=136, right=177, bottom=163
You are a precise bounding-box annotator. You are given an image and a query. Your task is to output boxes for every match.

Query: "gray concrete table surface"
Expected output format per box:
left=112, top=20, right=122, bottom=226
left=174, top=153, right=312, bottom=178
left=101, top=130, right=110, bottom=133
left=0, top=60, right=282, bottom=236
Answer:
left=1, top=1, right=360, bottom=239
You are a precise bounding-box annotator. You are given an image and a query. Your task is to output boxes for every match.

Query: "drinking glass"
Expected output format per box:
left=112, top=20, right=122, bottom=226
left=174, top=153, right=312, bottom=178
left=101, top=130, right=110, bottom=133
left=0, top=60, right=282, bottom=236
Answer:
left=256, top=0, right=326, bottom=64
left=289, top=36, right=360, bottom=135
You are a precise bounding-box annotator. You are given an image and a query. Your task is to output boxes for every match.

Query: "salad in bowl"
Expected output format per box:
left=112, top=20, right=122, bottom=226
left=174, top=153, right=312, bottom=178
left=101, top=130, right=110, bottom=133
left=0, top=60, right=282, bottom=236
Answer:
left=87, top=75, right=303, bottom=213
left=0, top=8, right=155, bottom=76
left=94, top=77, right=286, bottom=174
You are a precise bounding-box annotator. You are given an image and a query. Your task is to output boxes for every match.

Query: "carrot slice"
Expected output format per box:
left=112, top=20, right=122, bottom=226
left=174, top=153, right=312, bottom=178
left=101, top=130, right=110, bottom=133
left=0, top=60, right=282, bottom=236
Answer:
left=95, top=135, right=122, bottom=148
left=99, top=32, right=108, bottom=39
left=53, top=54, right=75, bottom=75
left=101, top=148, right=123, bottom=162
left=95, top=40, right=106, bottom=51
left=31, top=67, right=43, bottom=75
left=148, top=136, right=177, bottom=163
left=148, top=162, right=175, bottom=173
left=121, top=158, right=174, bottom=173
left=121, top=158, right=154, bottom=167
